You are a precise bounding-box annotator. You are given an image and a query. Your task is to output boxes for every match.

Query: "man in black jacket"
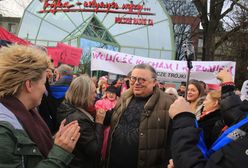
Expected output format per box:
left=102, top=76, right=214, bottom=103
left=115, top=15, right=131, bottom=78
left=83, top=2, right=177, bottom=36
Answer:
left=168, top=69, right=248, bottom=168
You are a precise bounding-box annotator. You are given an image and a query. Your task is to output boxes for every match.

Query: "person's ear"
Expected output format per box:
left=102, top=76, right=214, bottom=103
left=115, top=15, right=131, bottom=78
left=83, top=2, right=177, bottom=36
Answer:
left=24, top=80, right=32, bottom=93
left=213, top=100, right=219, bottom=108
left=153, top=80, right=157, bottom=86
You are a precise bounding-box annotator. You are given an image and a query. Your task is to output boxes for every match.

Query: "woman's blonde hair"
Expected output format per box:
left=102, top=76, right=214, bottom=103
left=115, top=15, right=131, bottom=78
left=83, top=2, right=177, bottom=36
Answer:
left=208, top=90, right=221, bottom=105
left=65, top=75, right=93, bottom=108
left=0, top=45, right=51, bottom=98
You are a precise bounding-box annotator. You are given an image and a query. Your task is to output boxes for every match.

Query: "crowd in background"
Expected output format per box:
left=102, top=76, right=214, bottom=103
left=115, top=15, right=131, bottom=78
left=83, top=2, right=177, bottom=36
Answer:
left=0, top=44, right=248, bottom=168
left=29, top=60, right=248, bottom=168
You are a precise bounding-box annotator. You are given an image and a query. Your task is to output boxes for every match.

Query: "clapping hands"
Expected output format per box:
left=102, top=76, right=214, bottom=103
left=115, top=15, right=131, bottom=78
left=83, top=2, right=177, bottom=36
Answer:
left=54, top=120, right=80, bottom=153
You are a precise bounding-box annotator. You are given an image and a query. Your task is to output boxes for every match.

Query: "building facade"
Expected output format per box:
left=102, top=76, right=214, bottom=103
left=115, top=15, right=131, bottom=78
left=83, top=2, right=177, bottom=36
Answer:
left=18, top=0, right=176, bottom=63
left=0, top=15, right=20, bottom=35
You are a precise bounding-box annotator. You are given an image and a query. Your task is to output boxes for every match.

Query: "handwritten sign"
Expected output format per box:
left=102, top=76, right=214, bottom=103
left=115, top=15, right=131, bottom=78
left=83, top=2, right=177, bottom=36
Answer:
left=91, top=48, right=236, bottom=84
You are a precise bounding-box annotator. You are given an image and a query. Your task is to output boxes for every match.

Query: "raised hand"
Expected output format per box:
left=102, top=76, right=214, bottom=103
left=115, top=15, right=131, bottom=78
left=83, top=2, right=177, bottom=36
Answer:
left=54, top=119, right=80, bottom=153
left=216, top=68, right=233, bottom=83
left=95, top=109, right=106, bottom=124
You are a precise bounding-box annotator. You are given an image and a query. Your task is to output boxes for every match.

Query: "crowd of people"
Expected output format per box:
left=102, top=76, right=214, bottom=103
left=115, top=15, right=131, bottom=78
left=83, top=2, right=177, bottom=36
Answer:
left=0, top=44, right=247, bottom=168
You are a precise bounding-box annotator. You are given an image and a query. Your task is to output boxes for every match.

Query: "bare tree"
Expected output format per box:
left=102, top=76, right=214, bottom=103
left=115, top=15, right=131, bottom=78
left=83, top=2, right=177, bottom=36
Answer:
left=193, top=0, right=248, bottom=61
left=219, top=6, right=248, bottom=88
left=163, top=0, right=199, bottom=60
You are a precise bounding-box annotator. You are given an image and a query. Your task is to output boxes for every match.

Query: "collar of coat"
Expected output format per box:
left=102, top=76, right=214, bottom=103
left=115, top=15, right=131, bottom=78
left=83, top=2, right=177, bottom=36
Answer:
left=116, top=86, right=161, bottom=116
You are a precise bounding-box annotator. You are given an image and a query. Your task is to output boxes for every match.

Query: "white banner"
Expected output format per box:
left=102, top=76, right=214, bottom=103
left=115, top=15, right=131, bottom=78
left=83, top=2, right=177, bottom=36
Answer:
left=91, top=48, right=236, bottom=84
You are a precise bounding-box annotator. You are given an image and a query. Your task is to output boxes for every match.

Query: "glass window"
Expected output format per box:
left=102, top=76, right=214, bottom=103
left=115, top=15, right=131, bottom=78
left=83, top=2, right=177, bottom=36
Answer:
left=18, top=12, right=42, bottom=40
left=8, top=23, right=16, bottom=34
left=43, top=12, right=77, bottom=32
left=19, top=0, right=175, bottom=60
left=37, top=21, right=68, bottom=41
left=80, top=38, right=119, bottom=63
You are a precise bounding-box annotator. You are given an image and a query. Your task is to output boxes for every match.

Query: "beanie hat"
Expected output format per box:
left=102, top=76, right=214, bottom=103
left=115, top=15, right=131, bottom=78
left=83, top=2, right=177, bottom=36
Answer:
left=106, top=85, right=117, bottom=95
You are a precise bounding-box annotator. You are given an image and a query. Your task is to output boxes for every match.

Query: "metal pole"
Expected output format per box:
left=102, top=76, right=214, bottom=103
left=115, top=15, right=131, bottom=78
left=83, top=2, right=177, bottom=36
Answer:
left=183, top=41, right=194, bottom=100
left=184, top=59, right=193, bottom=100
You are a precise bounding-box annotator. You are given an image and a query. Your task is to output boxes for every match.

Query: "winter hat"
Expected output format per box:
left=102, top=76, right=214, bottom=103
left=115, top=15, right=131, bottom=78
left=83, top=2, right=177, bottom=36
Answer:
left=240, top=80, right=248, bottom=101
left=106, top=85, right=117, bottom=95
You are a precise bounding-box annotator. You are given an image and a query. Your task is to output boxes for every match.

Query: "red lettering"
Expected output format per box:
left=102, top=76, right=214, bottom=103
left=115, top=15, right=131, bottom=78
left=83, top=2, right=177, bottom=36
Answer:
left=92, top=52, right=101, bottom=59
left=100, top=2, right=105, bottom=8
left=76, top=2, right=82, bottom=6
left=105, top=54, right=114, bottom=62
left=39, top=0, right=154, bottom=25
left=83, top=1, right=88, bottom=7
left=148, top=19, right=154, bottom=26
left=115, top=17, right=122, bottom=23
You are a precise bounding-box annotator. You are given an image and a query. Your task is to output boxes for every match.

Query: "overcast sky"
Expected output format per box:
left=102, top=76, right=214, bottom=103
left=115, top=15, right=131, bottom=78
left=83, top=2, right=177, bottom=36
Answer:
left=0, top=0, right=32, bottom=17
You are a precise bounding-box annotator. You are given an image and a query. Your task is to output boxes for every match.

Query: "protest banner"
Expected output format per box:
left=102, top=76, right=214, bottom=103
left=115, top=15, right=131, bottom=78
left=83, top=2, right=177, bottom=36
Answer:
left=91, top=48, right=236, bottom=84
left=47, top=43, right=83, bottom=67
left=57, top=43, right=83, bottom=66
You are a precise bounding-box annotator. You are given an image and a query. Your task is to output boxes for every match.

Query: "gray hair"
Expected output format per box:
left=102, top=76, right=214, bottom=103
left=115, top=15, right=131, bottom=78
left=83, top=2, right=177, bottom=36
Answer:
left=132, top=63, right=157, bottom=79
left=57, top=64, right=73, bottom=76
left=165, top=87, right=179, bottom=98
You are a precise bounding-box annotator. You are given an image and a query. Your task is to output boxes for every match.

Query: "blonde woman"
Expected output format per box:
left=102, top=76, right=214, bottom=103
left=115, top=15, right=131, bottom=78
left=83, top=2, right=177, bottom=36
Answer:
left=0, top=45, right=80, bottom=168
left=198, top=90, right=223, bottom=148
left=57, top=75, right=106, bottom=168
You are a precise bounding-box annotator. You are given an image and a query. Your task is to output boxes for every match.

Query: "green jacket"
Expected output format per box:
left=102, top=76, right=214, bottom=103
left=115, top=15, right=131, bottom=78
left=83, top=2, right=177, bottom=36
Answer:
left=106, top=87, right=175, bottom=168
left=0, top=103, right=74, bottom=168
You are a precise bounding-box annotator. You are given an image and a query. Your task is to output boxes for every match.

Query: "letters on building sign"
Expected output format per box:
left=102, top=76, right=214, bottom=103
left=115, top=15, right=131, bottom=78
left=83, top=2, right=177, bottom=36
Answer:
left=115, top=17, right=154, bottom=26
left=39, top=0, right=155, bottom=26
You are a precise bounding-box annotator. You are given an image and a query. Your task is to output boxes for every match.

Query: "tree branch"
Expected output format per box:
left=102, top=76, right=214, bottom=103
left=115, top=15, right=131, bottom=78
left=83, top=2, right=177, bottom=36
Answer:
left=232, top=0, right=248, bottom=11
left=220, top=1, right=236, bottom=19
left=193, top=0, right=209, bottom=29
left=215, top=21, right=248, bottom=49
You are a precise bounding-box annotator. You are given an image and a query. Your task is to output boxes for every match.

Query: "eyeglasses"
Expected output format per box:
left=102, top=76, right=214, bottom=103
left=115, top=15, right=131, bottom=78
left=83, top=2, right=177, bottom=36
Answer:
left=130, top=76, right=155, bottom=84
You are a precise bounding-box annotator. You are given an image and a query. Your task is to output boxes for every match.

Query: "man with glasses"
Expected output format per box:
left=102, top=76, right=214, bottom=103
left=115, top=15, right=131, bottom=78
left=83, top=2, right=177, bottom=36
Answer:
left=105, top=64, right=175, bottom=168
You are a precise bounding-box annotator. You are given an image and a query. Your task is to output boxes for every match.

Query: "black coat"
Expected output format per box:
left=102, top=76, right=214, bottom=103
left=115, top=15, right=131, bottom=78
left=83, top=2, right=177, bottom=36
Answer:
left=171, top=85, right=248, bottom=168
left=198, top=109, right=224, bottom=149
left=57, top=102, right=104, bottom=168
left=171, top=112, right=248, bottom=168
left=38, top=80, right=57, bottom=135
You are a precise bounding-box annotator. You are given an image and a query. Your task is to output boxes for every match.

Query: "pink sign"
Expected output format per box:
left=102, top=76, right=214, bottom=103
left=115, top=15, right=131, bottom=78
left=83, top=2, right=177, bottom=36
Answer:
left=47, top=43, right=82, bottom=67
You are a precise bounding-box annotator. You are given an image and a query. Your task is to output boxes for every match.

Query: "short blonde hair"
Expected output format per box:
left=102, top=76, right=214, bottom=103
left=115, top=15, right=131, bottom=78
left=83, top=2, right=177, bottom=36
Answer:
left=65, top=75, right=93, bottom=108
left=208, top=90, right=221, bottom=104
left=0, top=45, right=51, bottom=98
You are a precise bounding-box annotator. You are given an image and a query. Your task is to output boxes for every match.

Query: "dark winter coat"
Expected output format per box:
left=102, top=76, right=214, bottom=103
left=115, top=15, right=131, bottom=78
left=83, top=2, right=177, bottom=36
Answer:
left=106, top=87, right=175, bottom=168
left=198, top=109, right=224, bottom=149
left=57, top=102, right=104, bottom=168
left=0, top=103, right=73, bottom=168
left=171, top=85, right=248, bottom=168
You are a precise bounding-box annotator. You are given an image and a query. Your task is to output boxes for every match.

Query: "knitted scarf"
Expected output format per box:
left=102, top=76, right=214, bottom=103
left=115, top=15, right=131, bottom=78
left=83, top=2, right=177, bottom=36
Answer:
left=0, top=96, right=53, bottom=157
